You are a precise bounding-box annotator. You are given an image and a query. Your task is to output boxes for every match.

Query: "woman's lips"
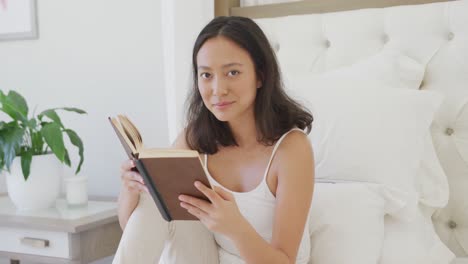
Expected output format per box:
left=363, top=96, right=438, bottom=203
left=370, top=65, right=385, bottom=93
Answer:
left=213, top=101, right=234, bottom=109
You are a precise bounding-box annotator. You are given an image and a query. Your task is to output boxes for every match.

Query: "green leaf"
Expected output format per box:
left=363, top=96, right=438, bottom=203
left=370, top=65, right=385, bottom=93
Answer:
left=38, top=109, right=64, bottom=127
left=0, top=121, right=19, bottom=130
left=8, top=91, right=28, bottom=115
left=21, top=149, right=33, bottom=180
left=58, top=107, right=87, bottom=114
left=64, top=129, right=84, bottom=174
left=63, top=149, right=71, bottom=167
left=26, top=118, right=37, bottom=129
left=0, top=126, right=25, bottom=171
left=0, top=142, right=4, bottom=173
left=31, top=131, right=44, bottom=155
left=40, top=123, right=66, bottom=163
left=0, top=90, right=5, bottom=107
left=0, top=91, right=28, bottom=123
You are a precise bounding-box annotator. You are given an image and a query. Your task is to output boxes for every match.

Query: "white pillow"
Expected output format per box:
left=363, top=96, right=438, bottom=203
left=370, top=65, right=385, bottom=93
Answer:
left=284, top=50, right=448, bottom=213
left=416, top=131, right=450, bottom=208
left=380, top=204, right=455, bottom=264
left=308, top=182, right=388, bottom=264
left=358, top=50, right=449, bottom=209
left=293, top=78, right=442, bottom=217
left=307, top=182, right=454, bottom=264
left=282, top=49, right=425, bottom=93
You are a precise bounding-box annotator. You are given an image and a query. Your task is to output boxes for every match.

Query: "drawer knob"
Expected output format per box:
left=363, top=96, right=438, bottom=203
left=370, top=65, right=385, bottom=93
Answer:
left=20, top=237, right=50, bottom=248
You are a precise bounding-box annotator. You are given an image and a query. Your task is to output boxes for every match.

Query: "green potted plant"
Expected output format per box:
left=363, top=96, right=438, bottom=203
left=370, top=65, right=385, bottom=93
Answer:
left=0, top=89, right=86, bottom=210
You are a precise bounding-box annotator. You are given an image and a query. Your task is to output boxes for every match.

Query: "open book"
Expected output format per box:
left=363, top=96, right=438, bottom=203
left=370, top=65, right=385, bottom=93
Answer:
left=108, top=114, right=211, bottom=221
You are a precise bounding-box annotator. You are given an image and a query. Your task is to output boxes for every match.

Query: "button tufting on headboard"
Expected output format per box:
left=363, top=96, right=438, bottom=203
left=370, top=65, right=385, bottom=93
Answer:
left=446, top=128, right=455, bottom=136
left=449, top=220, right=458, bottom=229
left=448, top=32, right=455, bottom=41
left=382, top=34, right=389, bottom=44
left=254, top=0, right=468, bottom=257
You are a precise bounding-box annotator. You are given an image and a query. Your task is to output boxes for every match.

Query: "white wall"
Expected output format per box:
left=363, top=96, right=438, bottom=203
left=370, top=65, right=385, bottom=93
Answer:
left=0, top=1, right=214, bottom=263
left=0, top=0, right=168, bottom=197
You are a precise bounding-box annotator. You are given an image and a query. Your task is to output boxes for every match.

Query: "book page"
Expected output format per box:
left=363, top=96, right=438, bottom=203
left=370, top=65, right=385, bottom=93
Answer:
left=118, top=115, right=144, bottom=152
left=139, top=148, right=199, bottom=158
left=109, top=117, right=138, bottom=157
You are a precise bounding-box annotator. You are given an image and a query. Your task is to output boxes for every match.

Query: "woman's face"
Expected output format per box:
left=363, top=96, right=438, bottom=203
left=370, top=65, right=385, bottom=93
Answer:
left=196, top=36, right=262, bottom=123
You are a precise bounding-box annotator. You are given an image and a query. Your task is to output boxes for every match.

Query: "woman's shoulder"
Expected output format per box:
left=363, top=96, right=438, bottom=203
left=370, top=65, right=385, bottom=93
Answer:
left=274, top=129, right=314, bottom=169
left=279, top=128, right=310, bottom=149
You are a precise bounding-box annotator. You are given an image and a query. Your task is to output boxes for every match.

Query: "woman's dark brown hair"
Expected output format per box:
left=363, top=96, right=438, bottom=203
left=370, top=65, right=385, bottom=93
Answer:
left=185, top=16, right=313, bottom=154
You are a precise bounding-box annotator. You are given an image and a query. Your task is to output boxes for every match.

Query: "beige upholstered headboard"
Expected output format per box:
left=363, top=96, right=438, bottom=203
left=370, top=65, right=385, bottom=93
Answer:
left=214, top=0, right=467, bottom=258
left=215, top=0, right=453, bottom=18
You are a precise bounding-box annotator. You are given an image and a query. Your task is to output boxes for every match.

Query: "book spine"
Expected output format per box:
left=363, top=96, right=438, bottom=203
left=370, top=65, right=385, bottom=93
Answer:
left=134, top=159, right=172, bottom=222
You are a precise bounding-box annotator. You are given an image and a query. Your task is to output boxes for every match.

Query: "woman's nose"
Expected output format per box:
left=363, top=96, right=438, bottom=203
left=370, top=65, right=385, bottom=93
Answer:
left=212, top=77, right=228, bottom=96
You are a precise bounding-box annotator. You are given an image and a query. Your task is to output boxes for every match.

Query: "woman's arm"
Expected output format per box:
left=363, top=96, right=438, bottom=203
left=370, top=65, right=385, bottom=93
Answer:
left=117, top=182, right=140, bottom=230
left=117, top=130, right=190, bottom=230
left=232, top=131, right=315, bottom=263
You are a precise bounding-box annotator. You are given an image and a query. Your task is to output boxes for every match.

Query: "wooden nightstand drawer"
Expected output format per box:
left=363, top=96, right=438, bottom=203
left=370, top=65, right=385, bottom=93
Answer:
left=0, top=227, right=70, bottom=258
left=0, top=195, right=120, bottom=263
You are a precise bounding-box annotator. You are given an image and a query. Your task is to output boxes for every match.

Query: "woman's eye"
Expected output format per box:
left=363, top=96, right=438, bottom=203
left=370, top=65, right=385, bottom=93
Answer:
left=200, top=72, right=211, bottom=79
left=228, top=70, right=240, bottom=76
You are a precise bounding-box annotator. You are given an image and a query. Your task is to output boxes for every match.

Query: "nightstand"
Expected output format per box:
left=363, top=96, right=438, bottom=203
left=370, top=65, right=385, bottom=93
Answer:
left=0, top=193, right=122, bottom=264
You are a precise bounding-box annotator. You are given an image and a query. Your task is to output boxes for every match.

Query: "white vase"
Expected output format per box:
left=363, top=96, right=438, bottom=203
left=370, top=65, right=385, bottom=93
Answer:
left=64, top=175, right=88, bottom=207
left=5, top=153, right=62, bottom=211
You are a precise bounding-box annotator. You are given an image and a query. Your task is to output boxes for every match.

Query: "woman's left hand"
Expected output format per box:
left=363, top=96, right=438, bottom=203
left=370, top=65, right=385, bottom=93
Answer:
left=179, top=181, right=247, bottom=237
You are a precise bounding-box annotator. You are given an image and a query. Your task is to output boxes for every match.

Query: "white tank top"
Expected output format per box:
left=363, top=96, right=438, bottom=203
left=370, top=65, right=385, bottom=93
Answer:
left=203, top=128, right=311, bottom=264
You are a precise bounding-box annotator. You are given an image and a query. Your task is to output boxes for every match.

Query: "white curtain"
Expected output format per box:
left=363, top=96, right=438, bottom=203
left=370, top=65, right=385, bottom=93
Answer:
left=161, top=0, right=214, bottom=143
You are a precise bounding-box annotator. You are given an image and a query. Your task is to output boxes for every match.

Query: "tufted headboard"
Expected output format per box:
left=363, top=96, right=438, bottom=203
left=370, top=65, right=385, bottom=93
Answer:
left=215, top=0, right=468, bottom=258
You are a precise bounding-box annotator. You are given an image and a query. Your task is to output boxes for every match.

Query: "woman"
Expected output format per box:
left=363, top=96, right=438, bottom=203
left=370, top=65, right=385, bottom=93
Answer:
left=117, top=16, right=315, bottom=264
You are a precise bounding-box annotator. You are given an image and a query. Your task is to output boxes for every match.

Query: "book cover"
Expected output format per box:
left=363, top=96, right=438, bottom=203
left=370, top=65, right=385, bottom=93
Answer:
left=108, top=115, right=211, bottom=221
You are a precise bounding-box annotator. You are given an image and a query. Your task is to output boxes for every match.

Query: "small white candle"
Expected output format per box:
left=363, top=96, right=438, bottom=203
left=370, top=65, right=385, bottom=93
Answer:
left=65, top=176, right=88, bottom=206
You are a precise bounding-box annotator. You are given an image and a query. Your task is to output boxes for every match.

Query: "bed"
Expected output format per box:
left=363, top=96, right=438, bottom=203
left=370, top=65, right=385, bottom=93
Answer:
left=112, top=1, right=468, bottom=263
left=214, top=0, right=468, bottom=263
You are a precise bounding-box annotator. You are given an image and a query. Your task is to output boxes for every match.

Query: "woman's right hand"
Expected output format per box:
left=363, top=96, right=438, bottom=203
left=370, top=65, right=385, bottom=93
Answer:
left=120, top=159, right=149, bottom=194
